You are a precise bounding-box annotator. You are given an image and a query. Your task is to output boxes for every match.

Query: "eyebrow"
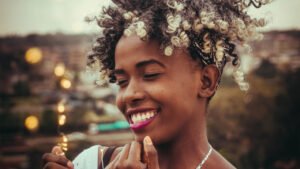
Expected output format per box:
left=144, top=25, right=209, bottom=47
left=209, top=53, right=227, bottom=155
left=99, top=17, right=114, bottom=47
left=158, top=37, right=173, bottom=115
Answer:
left=112, top=59, right=165, bottom=75
left=136, top=59, right=165, bottom=68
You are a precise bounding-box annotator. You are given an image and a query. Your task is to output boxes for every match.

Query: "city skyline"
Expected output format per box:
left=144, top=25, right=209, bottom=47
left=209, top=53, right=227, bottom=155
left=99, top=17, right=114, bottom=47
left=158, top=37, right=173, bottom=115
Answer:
left=0, top=0, right=300, bottom=36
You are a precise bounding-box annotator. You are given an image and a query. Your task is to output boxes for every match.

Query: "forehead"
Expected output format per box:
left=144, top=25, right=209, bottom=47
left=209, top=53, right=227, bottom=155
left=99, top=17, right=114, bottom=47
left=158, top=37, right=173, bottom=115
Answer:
left=114, top=35, right=196, bottom=70
left=115, top=36, right=162, bottom=67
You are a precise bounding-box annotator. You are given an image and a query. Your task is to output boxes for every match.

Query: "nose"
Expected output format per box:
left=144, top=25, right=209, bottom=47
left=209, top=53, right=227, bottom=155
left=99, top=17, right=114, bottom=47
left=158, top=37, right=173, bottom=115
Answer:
left=122, top=78, right=146, bottom=106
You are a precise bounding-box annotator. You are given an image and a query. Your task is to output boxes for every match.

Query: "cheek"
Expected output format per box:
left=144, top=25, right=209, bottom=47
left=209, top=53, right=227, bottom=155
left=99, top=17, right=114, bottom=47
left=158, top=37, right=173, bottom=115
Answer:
left=154, top=79, right=198, bottom=113
left=146, top=82, right=184, bottom=107
left=115, top=92, right=124, bottom=112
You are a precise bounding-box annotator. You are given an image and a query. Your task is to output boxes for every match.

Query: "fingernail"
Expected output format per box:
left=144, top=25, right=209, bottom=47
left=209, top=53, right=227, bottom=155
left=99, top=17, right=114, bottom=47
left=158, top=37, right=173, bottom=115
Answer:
left=144, top=136, right=152, bottom=145
left=67, top=161, right=74, bottom=169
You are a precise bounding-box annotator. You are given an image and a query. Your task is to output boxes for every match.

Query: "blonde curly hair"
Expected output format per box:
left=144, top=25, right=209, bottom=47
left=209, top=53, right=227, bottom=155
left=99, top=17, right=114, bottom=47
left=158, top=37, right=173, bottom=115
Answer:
left=87, top=0, right=272, bottom=90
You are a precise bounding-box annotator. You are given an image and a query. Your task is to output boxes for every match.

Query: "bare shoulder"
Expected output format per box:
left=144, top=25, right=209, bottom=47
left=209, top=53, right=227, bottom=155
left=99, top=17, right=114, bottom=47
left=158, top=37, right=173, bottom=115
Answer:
left=206, top=150, right=236, bottom=169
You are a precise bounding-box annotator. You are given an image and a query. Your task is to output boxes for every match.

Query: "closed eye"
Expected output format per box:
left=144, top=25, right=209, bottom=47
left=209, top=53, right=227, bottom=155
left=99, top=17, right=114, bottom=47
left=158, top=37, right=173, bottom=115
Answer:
left=143, top=73, right=161, bottom=79
left=116, top=79, right=128, bottom=87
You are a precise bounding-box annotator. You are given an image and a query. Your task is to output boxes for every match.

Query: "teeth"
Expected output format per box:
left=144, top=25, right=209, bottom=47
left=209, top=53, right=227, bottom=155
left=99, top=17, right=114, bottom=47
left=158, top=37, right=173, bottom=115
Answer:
left=146, top=112, right=150, bottom=119
left=130, top=111, right=157, bottom=124
left=150, top=111, right=154, bottom=117
left=132, top=115, right=137, bottom=122
left=137, top=114, right=141, bottom=121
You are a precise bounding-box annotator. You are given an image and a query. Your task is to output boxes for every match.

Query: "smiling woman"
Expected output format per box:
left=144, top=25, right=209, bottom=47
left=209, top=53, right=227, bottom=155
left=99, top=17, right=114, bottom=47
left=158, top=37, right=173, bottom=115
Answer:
left=41, top=0, right=272, bottom=169
left=114, top=36, right=211, bottom=146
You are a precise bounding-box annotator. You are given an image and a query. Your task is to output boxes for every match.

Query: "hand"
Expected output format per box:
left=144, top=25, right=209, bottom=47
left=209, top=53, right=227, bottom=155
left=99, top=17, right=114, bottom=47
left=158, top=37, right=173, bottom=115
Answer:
left=143, top=136, right=160, bottom=169
left=42, top=146, right=74, bottom=169
left=106, top=136, right=159, bottom=169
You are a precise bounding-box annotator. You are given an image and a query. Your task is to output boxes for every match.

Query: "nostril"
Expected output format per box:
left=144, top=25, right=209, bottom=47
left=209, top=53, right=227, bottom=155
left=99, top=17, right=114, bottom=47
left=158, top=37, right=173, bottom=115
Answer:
left=122, top=80, right=146, bottom=104
left=132, top=97, right=144, bottom=103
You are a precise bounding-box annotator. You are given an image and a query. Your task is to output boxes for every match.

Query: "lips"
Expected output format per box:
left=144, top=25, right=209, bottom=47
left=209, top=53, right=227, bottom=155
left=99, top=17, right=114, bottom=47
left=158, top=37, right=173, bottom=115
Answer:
left=126, top=108, right=158, bottom=131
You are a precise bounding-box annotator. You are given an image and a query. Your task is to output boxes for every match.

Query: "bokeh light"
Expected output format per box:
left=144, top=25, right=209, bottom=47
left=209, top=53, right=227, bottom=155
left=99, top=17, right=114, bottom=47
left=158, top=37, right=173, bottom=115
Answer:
left=57, top=102, right=65, bottom=113
left=58, top=135, right=68, bottom=152
left=25, top=47, right=43, bottom=64
left=58, top=114, right=66, bottom=126
left=60, top=78, right=72, bottom=89
left=24, top=115, right=39, bottom=131
left=54, top=63, right=66, bottom=77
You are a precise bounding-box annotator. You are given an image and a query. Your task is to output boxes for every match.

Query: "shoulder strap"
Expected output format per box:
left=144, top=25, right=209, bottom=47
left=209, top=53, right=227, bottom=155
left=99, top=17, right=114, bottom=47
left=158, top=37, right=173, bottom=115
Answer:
left=99, top=146, right=116, bottom=169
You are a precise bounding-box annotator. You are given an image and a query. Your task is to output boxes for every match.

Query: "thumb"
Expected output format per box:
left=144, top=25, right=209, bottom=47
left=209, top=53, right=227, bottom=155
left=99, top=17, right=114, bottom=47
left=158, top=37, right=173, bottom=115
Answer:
left=52, top=146, right=65, bottom=156
left=51, top=146, right=74, bottom=169
left=143, top=136, right=159, bottom=169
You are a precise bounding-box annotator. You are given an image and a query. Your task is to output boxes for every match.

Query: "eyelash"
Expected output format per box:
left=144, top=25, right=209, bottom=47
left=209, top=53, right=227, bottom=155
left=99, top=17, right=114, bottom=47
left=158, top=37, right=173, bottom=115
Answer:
left=116, top=79, right=128, bottom=86
left=143, top=73, right=161, bottom=79
left=116, top=73, right=161, bottom=87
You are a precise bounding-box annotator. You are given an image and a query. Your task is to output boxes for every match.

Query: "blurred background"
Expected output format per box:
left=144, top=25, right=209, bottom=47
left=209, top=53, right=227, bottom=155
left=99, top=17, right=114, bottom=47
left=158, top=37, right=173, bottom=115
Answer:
left=0, top=0, right=299, bottom=169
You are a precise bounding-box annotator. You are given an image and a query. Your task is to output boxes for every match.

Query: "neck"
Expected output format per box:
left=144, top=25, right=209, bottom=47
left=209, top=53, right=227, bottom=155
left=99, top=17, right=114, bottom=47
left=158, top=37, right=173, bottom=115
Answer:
left=156, top=111, right=210, bottom=169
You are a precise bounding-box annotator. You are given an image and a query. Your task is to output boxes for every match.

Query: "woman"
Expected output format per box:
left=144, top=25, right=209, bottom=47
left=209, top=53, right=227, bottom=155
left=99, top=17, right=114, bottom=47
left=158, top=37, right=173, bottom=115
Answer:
left=42, top=0, right=271, bottom=168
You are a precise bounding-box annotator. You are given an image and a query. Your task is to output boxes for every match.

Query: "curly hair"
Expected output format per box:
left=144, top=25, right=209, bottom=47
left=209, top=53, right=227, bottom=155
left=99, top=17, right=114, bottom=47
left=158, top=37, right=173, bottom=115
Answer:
left=87, top=0, right=271, bottom=88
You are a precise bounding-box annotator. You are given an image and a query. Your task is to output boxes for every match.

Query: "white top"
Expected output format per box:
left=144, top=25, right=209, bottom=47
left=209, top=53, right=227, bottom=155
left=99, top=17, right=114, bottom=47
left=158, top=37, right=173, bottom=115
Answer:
left=73, top=145, right=100, bottom=169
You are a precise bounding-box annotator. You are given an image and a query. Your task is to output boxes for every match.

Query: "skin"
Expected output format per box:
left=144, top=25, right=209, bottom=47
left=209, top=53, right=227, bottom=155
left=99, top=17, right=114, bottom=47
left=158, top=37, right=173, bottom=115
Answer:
left=42, top=35, right=235, bottom=169
left=108, top=35, right=235, bottom=169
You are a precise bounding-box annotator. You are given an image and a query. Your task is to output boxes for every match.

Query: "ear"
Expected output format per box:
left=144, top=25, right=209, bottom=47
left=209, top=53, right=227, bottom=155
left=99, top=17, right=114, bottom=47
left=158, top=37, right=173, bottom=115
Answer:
left=198, top=65, right=220, bottom=98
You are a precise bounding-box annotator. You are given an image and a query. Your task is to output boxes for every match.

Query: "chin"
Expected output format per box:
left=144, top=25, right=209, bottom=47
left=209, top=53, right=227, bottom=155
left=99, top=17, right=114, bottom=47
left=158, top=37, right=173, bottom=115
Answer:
left=134, top=134, right=145, bottom=143
left=133, top=131, right=150, bottom=142
left=133, top=131, right=171, bottom=146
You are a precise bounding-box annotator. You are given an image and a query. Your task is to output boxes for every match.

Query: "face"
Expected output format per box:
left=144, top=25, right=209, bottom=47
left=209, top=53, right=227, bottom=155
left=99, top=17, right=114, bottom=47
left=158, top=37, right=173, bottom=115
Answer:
left=114, top=36, right=204, bottom=143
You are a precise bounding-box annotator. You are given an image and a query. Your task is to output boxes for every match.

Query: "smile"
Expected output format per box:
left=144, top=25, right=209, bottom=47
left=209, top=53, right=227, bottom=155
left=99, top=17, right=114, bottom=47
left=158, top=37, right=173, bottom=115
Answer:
left=128, top=110, right=158, bottom=131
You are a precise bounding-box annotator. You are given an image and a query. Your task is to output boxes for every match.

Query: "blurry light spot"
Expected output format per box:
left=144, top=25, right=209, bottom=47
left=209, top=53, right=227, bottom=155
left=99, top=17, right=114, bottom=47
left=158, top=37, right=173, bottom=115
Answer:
left=25, top=115, right=39, bottom=131
left=54, top=63, right=65, bottom=77
left=60, top=79, right=72, bottom=89
left=58, top=114, right=66, bottom=126
left=58, top=134, right=68, bottom=152
left=25, top=47, right=43, bottom=64
left=57, top=102, right=65, bottom=113
left=62, top=135, right=68, bottom=142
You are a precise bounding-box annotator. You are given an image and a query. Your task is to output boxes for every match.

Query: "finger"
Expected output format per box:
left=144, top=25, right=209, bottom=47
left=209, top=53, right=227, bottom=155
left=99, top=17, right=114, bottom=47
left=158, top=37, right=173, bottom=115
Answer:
left=43, top=162, right=68, bottom=169
left=118, top=144, right=131, bottom=161
left=140, top=163, right=148, bottom=169
left=42, top=153, right=73, bottom=169
left=52, top=146, right=65, bottom=156
left=51, top=146, right=74, bottom=168
left=128, top=141, right=142, bottom=162
left=143, top=136, right=159, bottom=169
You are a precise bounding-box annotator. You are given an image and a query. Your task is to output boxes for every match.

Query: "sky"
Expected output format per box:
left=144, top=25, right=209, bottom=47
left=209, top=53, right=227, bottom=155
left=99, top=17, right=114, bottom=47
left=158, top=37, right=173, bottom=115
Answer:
left=0, top=0, right=300, bottom=36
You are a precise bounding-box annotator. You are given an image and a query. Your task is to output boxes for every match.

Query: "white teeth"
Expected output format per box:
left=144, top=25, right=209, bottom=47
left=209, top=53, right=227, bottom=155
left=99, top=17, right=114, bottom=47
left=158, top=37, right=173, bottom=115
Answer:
left=132, top=115, right=137, bottom=122
left=146, top=112, right=150, bottom=119
left=150, top=111, right=154, bottom=117
left=137, top=114, right=141, bottom=121
left=130, top=111, right=157, bottom=124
